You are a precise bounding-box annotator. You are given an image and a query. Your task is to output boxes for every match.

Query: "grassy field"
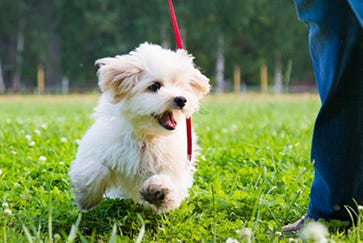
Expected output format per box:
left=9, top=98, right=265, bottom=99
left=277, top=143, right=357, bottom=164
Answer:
left=0, top=94, right=362, bottom=242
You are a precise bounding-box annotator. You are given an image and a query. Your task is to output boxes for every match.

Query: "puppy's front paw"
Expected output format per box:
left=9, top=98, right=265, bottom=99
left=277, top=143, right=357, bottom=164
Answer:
left=140, top=175, right=180, bottom=212
left=140, top=185, right=169, bottom=207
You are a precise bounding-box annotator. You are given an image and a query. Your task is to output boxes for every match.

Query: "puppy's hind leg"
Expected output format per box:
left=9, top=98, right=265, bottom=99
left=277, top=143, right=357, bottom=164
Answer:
left=69, top=161, right=111, bottom=211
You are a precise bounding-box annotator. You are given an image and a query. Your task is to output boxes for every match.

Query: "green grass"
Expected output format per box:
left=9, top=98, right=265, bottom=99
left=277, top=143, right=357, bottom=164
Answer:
left=0, top=94, right=362, bottom=242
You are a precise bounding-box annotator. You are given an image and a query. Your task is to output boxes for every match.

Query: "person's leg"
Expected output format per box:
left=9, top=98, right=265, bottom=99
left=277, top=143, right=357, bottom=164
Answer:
left=294, top=0, right=363, bottom=221
left=348, top=0, right=363, bottom=26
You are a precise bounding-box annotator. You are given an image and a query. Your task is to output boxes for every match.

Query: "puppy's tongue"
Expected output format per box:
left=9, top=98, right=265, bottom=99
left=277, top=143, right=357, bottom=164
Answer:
left=158, top=111, right=177, bottom=130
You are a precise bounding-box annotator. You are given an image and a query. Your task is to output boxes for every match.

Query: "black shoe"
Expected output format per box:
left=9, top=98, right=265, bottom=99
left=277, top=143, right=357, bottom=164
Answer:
left=282, top=214, right=310, bottom=233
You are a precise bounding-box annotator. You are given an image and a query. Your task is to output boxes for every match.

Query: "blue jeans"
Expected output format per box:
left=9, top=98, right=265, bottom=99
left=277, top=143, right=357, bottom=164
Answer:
left=294, top=0, right=363, bottom=221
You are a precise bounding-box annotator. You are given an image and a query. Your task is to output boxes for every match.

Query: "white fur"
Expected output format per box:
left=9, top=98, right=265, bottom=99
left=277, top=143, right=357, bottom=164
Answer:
left=69, top=43, right=210, bottom=212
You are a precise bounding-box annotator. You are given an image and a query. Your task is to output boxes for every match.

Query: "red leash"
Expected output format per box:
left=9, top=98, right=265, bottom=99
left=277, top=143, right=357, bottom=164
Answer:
left=167, top=0, right=192, bottom=161
left=168, top=0, right=183, bottom=49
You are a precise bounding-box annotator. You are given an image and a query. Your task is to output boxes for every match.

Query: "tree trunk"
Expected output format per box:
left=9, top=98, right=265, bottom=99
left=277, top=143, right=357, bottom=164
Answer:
left=46, top=11, right=62, bottom=92
left=13, top=18, right=25, bottom=92
left=274, top=50, right=283, bottom=95
left=215, top=35, right=225, bottom=93
left=61, top=76, right=69, bottom=94
left=0, top=59, right=5, bottom=93
left=180, top=26, right=186, bottom=49
left=284, top=59, right=293, bottom=93
left=160, top=21, right=169, bottom=49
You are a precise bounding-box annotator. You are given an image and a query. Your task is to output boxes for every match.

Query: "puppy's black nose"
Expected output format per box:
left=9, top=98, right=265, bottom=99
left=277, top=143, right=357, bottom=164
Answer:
left=174, top=96, right=187, bottom=108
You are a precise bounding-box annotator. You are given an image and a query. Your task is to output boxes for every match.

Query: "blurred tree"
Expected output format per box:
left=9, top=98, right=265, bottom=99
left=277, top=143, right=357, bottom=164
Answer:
left=0, top=0, right=311, bottom=93
left=0, top=0, right=26, bottom=91
left=0, top=58, right=5, bottom=93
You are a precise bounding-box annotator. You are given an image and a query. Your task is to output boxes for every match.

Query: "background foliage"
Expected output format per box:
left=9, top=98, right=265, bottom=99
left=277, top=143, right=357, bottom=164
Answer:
left=0, top=0, right=312, bottom=92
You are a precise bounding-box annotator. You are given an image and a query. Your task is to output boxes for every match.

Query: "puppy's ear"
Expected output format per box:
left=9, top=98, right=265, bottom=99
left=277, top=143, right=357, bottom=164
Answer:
left=95, top=55, right=143, bottom=103
left=190, top=71, right=210, bottom=98
left=176, top=49, right=210, bottom=97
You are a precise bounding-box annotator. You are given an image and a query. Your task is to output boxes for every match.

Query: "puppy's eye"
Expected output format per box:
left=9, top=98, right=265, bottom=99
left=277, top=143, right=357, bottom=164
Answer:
left=148, top=82, right=162, bottom=92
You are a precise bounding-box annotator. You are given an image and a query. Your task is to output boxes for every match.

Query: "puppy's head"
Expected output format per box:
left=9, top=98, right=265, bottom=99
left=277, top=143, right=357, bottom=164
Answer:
left=96, top=42, right=210, bottom=136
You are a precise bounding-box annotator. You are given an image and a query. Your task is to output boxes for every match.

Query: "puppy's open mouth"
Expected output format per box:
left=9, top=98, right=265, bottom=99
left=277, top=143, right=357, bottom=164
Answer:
left=154, top=111, right=177, bottom=130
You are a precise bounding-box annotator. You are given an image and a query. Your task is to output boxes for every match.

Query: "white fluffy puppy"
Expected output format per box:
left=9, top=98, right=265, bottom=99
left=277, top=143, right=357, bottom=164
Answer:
left=69, top=43, right=210, bottom=212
